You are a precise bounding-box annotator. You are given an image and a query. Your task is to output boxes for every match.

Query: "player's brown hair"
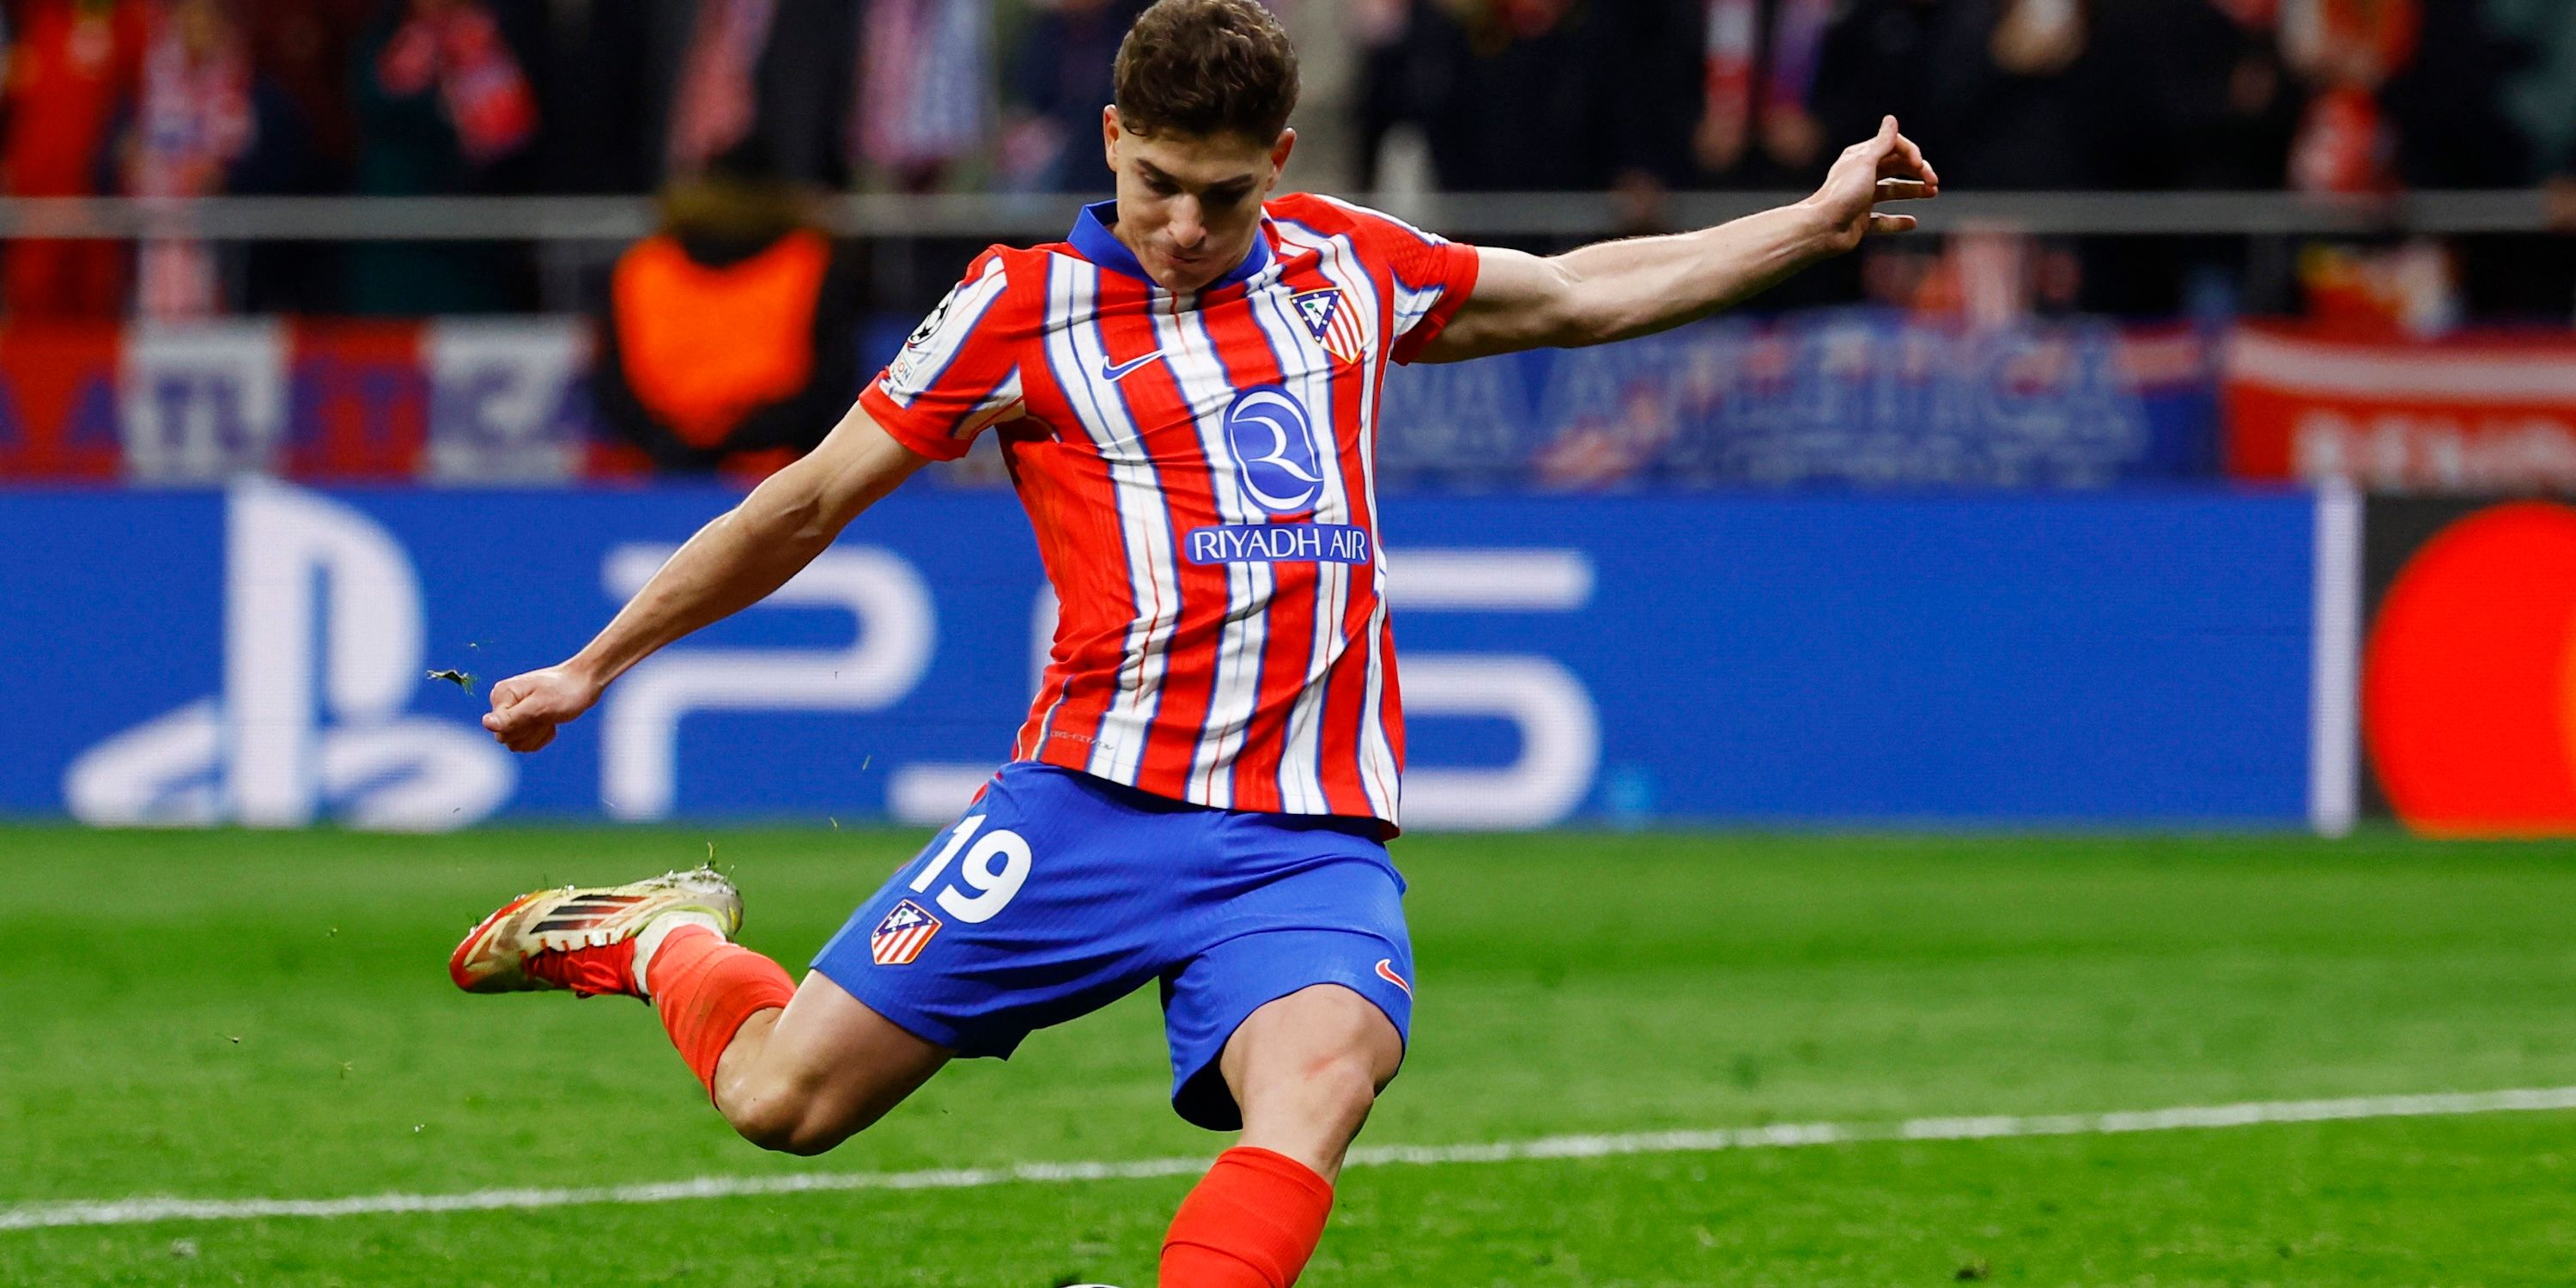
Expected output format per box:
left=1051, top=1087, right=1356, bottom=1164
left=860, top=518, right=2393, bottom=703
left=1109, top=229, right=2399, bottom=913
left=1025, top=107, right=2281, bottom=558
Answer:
left=1112, top=0, right=1301, bottom=144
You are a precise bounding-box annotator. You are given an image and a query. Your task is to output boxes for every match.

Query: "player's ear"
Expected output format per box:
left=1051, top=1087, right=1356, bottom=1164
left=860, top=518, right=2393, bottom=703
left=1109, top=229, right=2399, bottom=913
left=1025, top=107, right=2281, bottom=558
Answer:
left=1268, top=128, right=1296, bottom=178
left=1103, top=106, right=1123, bottom=174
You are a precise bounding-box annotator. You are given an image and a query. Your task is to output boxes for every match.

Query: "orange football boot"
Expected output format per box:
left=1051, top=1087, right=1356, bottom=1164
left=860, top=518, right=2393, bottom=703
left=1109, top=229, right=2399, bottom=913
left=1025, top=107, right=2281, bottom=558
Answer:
left=448, top=866, right=742, bottom=998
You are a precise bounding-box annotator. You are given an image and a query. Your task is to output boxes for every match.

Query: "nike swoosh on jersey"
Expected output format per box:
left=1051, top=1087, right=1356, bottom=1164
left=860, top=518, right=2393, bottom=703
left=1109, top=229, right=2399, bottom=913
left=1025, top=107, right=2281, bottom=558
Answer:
left=1101, top=351, right=1167, bottom=381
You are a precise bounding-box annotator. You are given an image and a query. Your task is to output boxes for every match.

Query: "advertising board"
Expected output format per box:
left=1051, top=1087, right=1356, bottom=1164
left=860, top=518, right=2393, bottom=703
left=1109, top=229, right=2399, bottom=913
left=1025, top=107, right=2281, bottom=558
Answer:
left=2, top=484, right=2318, bottom=829
left=2358, top=496, right=2576, bottom=835
left=2226, top=327, right=2576, bottom=493
left=3, top=312, right=2219, bottom=492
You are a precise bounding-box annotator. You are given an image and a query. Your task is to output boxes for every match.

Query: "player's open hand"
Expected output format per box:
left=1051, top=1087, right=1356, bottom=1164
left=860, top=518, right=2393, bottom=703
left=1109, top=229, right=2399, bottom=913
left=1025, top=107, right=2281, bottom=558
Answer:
left=1803, top=115, right=1938, bottom=254
left=482, top=665, right=602, bottom=754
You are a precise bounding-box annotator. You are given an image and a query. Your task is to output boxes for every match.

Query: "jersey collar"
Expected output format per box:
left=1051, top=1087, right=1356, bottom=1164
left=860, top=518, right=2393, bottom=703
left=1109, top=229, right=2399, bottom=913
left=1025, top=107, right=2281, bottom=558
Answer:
left=1069, top=199, right=1273, bottom=291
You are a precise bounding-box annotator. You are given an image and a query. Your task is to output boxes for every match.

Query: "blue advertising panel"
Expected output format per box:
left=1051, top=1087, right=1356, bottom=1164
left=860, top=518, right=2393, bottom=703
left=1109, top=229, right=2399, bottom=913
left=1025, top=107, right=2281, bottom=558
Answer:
left=1, top=483, right=2314, bottom=829
left=890, top=308, right=2221, bottom=496
left=1373, top=310, right=2219, bottom=491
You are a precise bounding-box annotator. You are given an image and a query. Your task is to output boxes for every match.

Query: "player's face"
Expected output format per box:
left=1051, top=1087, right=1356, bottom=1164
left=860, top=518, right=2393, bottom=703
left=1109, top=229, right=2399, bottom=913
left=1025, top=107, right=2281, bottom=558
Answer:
left=1103, top=109, right=1295, bottom=293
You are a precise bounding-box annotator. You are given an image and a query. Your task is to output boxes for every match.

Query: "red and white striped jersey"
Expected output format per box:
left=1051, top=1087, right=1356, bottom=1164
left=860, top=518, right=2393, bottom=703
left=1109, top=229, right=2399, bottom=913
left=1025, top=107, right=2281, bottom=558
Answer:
left=857, top=193, right=1482, bottom=829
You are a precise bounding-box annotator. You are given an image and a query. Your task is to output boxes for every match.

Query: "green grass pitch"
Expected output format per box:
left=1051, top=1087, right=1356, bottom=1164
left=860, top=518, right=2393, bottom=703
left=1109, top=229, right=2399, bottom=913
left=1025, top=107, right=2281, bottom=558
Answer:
left=4, top=826, right=2574, bottom=1285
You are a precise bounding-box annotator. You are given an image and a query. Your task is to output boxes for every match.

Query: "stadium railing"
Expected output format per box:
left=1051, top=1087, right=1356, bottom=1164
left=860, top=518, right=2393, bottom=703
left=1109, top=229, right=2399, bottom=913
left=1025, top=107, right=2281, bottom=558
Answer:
left=0, top=189, right=2555, bottom=241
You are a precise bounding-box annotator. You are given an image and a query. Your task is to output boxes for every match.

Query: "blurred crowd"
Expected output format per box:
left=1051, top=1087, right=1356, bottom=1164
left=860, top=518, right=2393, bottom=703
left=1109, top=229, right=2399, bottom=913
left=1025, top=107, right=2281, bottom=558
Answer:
left=0, top=0, right=2570, bottom=321
left=1354, top=0, right=2575, bottom=323
left=1358, top=0, right=2571, bottom=198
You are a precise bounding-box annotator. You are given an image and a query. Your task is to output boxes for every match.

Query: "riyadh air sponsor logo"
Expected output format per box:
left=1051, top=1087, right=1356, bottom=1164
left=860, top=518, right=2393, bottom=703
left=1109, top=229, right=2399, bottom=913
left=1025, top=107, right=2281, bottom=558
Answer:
left=1184, top=523, right=1370, bottom=565
left=64, top=480, right=514, bottom=831
left=1223, top=386, right=1325, bottom=514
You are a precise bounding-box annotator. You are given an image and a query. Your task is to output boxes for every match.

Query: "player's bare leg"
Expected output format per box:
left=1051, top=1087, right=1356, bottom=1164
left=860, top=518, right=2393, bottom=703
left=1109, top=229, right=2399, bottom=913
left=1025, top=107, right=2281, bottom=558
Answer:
left=1221, top=983, right=1405, bottom=1181
left=708, top=972, right=951, bottom=1155
left=451, top=871, right=949, bottom=1157
left=1159, top=984, right=1404, bottom=1287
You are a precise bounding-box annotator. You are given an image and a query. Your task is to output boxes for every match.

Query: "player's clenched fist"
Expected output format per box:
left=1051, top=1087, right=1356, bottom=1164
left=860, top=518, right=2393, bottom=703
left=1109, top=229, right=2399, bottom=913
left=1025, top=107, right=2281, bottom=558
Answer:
left=482, top=665, right=603, bottom=753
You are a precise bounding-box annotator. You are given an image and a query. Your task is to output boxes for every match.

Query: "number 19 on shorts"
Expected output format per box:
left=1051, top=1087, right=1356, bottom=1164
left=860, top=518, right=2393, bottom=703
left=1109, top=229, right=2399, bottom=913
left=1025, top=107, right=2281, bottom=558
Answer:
left=909, top=816, right=1032, bottom=924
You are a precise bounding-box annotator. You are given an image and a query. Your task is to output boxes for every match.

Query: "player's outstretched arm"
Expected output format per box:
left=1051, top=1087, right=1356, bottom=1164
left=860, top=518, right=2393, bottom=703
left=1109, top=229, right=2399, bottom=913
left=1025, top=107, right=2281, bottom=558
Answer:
left=482, top=404, right=930, bottom=752
left=1416, top=115, right=1938, bottom=363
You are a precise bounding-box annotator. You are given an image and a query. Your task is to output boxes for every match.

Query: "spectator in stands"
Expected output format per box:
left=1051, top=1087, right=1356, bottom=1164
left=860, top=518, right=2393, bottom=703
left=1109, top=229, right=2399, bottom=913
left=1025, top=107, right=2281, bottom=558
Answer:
left=1351, top=0, right=1414, bottom=189
left=664, top=0, right=779, bottom=176
left=236, top=0, right=377, bottom=311
left=567, top=0, right=858, bottom=194
left=592, top=138, right=862, bottom=476
left=1917, top=0, right=2109, bottom=192
left=1693, top=0, right=1834, bottom=190
left=118, top=0, right=315, bottom=318
left=241, top=0, right=377, bottom=171
left=2052, top=0, right=2300, bottom=315
left=2382, top=0, right=2558, bottom=323
left=854, top=0, right=991, bottom=192
left=1366, top=0, right=1693, bottom=197
left=2380, top=0, right=2526, bottom=189
left=2081, top=0, right=2298, bottom=192
left=343, top=0, right=539, bottom=314
left=1, top=0, right=147, bottom=319
left=2504, top=1, right=2576, bottom=318
left=2279, top=0, right=2421, bottom=194
left=1806, top=0, right=2098, bottom=319
left=2483, top=0, right=2575, bottom=191
left=999, top=0, right=1150, bottom=192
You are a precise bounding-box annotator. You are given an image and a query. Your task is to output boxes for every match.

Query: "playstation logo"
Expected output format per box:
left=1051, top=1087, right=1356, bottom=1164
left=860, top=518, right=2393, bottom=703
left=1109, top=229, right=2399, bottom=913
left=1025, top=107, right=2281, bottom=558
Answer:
left=64, top=480, right=515, bottom=830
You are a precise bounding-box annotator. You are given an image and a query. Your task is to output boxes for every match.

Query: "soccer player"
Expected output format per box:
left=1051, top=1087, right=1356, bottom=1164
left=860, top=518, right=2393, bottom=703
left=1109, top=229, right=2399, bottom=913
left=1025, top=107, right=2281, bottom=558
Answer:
left=450, top=2, right=1935, bottom=1283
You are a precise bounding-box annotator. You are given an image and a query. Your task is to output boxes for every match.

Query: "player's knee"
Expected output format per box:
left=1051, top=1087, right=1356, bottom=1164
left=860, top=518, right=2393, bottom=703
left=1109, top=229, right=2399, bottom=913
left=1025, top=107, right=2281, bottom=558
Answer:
left=1304, top=991, right=1405, bottom=1095
left=722, top=1078, right=866, bottom=1156
left=727, top=1097, right=846, bottom=1156
left=1309, top=1048, right=1382, bottom=1121
left=721, top=1091, right=802, bottom=1152
left=1242, top=1043, right=1380, bottom=1137
left=1233, top=986, right=1402, bottom=1118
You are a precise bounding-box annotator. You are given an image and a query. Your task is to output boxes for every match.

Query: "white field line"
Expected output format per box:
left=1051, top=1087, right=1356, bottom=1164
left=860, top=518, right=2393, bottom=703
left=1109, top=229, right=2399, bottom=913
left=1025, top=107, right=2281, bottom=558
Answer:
left=6, top=1085, right=2574, bottom=1232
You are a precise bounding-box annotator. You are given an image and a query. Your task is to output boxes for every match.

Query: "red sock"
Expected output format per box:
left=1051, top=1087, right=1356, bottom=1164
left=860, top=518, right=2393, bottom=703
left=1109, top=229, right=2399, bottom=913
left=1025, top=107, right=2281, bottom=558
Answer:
left=645, top=925, right=795, bottom=1099
left=523, top=938, right=638, bottom=998
left=1159, top=1146, right=1335, bottom=1288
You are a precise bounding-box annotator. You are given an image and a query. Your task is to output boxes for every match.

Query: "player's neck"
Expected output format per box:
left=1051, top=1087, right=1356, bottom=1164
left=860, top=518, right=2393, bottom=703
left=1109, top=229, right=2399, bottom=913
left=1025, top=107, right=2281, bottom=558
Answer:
left=1109, top=227, right=1256, bottom=279
left=1095, top=200, right=1265, bottom=293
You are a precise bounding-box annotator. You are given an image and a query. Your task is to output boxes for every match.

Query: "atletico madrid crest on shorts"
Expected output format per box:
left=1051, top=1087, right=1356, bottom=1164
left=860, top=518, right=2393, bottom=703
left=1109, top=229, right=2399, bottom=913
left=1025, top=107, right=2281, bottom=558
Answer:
left=870, top=899, right=941, bottom=966
left=1293, top=288, right=1365, bottom=366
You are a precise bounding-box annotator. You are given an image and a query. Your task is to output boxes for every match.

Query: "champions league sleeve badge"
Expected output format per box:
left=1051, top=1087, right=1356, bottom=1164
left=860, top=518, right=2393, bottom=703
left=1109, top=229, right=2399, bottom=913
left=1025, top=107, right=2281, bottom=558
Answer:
left=869, top=899, right=943, bottom=966
left=884, top=282, right=963, bottom=392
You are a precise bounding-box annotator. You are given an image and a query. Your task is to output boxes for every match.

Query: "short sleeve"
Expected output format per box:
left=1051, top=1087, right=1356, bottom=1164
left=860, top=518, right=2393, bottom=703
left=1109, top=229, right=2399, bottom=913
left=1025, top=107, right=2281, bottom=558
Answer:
left=859, top=251, right=1025, bottom=460
left=1337, top=204, right=1481, bottom=366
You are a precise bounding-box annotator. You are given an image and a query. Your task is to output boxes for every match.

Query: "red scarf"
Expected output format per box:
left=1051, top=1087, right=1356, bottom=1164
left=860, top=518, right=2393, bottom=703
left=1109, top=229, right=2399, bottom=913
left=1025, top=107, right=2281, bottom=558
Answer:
left=668, top=0, right=776, bottom=173
left=129, top=7, right=253, bottom=200
left=2281, top=0, right=2419, bottom=193
left=376, top=3, right=536, bottom=165
left=131, top=3, right=257, bottom=318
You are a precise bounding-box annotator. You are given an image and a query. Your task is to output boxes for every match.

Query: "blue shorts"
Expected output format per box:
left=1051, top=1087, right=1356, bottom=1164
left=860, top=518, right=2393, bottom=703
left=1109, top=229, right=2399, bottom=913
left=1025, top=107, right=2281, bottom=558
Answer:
left=811, top=762, right=1414, bottom=1131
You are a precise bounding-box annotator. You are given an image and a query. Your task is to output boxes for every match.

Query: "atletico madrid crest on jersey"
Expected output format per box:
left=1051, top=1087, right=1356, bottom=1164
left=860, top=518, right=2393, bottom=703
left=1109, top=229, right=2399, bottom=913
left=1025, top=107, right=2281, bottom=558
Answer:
left=1293, top=288, right=1365, bottom=366
left=870, top=899, right=941, bottom=966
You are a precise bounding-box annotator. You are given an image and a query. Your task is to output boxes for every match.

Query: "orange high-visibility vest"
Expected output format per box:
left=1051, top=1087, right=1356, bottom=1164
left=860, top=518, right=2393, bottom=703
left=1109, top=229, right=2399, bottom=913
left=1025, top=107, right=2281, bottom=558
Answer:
left=610, top=228, right=831, bottom=449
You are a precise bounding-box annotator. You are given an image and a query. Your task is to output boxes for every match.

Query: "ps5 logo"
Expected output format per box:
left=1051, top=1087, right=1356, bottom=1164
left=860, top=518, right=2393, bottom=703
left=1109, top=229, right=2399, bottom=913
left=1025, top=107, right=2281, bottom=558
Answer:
left=1223, top=386, right=1324, bottom=515
left=64, top=480, right=514, bottom=831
